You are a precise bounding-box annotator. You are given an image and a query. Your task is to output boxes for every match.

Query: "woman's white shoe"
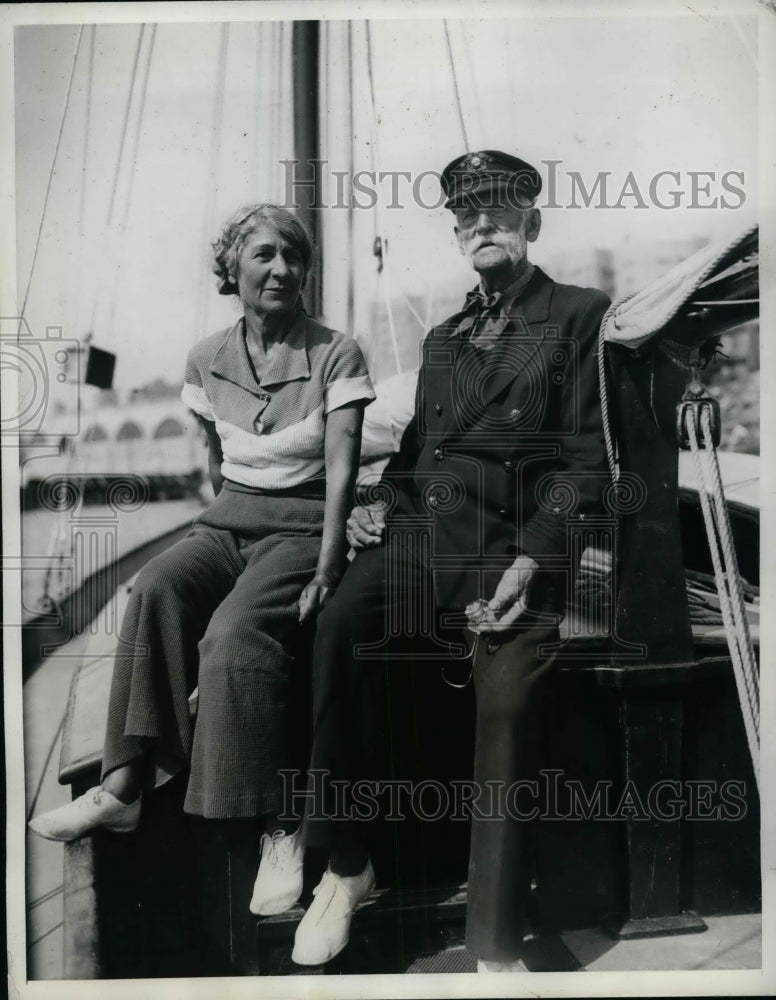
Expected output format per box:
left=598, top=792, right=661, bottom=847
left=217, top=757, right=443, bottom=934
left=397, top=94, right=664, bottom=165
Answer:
left=291, top=860, right=376, bottom=965
left=28, top=786, right=141, bottom=842
left=249, top=828, right=305, bottom=916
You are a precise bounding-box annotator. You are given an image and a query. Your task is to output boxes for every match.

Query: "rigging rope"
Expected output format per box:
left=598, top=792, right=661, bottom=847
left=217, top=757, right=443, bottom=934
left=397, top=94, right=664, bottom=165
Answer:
left=346, top=20, right=356, bottom=338
left=89, top=24, right=145, bottom=337
left=194, top=23, right=230, bottom=342
left=106, top=25, right=145, bottom=228
left=322, top=22, right=330, bottom=189
left=77, top=25, right=95, bottom=240
left=363, top=21, right=380, bottom=157
left=20, top=26, right=84, bottom=319
left=381, top=258, right=428, bottom=332
left=103, top=24, right=157, bottom=345
left=120, top=24, right=156, bottom=232
left=258, top=21, right=269, bottom=197
left=379, top=267, right=403, bottom=377
left=460, top=24, right=485, bottom=148
left=443, top=20, right=470, bottom=150
left=364, top=21, right=403, bottom=375
left=597, top=298, right=628, bottom=483
left=272, top=22, right=285, bottom=196
left=685, top=407, right=759, bottom=789
left=701, top=410, right=758, bottom=710
left=74, top=26, right=95, bottom=344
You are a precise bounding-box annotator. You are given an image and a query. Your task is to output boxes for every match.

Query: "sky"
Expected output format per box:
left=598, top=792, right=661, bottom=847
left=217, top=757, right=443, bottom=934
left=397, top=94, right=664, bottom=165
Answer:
left=12, top=12, right=759, bottom=393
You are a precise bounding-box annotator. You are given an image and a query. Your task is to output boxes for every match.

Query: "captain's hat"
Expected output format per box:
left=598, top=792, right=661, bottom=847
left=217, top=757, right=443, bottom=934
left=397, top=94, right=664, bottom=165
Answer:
left=440, top=150, right=542, bottom=211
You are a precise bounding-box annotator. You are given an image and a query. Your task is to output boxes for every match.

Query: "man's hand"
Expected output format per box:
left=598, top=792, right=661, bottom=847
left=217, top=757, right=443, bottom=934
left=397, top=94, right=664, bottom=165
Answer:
left=466, top=554, right=540, bottom=632
left=345, top=504, right=387, bottom=550
left=298, top=574, right=337, bottom=623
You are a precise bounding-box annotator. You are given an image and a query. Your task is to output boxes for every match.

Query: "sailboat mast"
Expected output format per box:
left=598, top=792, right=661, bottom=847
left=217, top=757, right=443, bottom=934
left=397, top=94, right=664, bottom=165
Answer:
left=292, top=20, right=321, bottom=317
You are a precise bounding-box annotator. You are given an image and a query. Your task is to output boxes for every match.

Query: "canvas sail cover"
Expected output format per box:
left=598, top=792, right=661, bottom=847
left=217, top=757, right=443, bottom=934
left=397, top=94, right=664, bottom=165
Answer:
left=603, top=225, right=758, bottom=350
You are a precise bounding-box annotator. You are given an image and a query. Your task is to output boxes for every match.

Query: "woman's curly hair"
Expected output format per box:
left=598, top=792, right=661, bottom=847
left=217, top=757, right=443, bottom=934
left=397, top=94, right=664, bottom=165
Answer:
left=212, top=204, right=314, bottom=297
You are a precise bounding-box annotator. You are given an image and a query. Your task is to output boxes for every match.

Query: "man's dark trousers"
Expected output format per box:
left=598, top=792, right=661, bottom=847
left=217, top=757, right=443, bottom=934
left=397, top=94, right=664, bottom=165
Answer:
left=303, top=527, right=560, bottom=963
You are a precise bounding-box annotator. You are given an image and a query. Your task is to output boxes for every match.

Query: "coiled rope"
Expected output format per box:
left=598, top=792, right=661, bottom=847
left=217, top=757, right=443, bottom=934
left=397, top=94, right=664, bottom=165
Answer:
left=597, top=294, right=632, bottom=484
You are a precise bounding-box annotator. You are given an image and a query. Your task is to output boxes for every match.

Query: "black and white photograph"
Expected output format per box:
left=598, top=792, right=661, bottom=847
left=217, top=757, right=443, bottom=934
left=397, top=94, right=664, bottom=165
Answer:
left=2, top=1, right=773, bottom=997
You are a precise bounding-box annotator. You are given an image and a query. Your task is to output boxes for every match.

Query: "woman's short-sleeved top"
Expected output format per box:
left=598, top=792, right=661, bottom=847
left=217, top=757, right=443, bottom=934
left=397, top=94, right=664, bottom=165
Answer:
left=181, top=313, right=375, bottom=490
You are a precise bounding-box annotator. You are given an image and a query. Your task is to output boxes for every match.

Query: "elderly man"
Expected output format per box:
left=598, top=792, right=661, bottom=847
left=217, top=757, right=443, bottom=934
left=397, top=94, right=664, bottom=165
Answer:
left=288, top=150, right=611, bottom=970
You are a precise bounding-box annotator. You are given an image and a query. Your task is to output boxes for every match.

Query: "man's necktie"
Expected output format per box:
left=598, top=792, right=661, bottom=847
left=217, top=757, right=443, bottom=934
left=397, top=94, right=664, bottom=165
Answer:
left=453, top=289, right=510, bottom=350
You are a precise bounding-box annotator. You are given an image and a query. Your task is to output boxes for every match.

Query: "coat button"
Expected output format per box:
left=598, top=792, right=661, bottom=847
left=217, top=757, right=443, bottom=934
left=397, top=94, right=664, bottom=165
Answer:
left=433, top=447, right=444, bottom=461
left=503, top=460, right=515, bottom=472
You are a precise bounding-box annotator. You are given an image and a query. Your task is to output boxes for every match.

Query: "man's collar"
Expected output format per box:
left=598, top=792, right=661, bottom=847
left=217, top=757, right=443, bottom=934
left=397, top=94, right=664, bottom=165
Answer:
left=443, top=264, right=552, bottom=339
left=477, top=262, right=535, bottom=313
left=509, top=264, right=552, bottom=325
left=209, top=312, right=311, bottom=393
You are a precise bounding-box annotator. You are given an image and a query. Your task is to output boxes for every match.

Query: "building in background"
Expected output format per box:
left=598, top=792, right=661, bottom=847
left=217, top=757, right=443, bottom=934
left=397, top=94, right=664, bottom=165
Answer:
left=21, top=386, right=207, bottom=509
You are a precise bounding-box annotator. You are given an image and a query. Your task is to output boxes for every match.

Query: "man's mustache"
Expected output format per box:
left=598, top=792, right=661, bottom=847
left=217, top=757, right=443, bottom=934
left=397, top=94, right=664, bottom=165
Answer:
left=467, top=235, right=510, bottom=253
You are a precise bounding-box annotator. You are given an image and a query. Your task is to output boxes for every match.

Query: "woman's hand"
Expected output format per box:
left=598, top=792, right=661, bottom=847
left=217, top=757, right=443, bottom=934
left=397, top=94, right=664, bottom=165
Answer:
left=346, top=504, right=387, bottom=550
left=298, top=574, right=337, bottom=623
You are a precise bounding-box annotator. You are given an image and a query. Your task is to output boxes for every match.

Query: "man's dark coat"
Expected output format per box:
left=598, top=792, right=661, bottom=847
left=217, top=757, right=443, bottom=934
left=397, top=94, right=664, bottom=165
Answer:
left=379, top=265, right=612, bottom=614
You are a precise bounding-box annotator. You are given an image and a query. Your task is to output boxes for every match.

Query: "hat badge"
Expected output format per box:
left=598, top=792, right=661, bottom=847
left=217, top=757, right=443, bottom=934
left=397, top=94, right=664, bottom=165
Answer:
left=462, top=151, right=492, bottom=173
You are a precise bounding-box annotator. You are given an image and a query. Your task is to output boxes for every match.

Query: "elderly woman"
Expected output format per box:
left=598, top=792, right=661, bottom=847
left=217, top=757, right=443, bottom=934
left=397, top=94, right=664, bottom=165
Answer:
left=30, top=204, right=375, bottom=917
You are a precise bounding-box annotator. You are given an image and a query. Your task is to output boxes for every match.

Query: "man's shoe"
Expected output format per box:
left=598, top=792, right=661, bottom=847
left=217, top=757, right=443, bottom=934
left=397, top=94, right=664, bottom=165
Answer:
left=477, top=957, right=529, bottom=973
left=28, top=786, right=141, bottom=842
left=249, top=828, right=304, bottom=916
left=291, top=860, right=376, bottom=965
